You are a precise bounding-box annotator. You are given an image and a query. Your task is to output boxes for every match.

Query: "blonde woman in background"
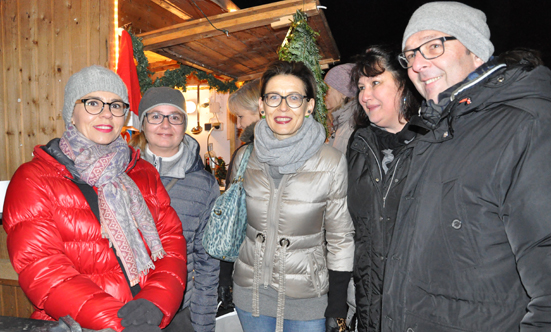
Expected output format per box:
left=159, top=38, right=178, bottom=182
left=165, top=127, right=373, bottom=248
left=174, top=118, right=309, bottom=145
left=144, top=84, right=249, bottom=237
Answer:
left=218, top=79, right=262, bottom=316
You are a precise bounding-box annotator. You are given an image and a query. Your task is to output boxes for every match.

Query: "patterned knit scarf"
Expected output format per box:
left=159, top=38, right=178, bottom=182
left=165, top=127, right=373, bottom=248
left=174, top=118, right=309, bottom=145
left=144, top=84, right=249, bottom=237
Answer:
left=60, top=125, right=165, bottom=286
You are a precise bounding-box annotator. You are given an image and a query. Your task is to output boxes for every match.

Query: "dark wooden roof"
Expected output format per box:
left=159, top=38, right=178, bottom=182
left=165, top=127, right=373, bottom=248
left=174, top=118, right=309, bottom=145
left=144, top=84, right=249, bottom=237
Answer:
left=119, top=0, right=340, bottom=82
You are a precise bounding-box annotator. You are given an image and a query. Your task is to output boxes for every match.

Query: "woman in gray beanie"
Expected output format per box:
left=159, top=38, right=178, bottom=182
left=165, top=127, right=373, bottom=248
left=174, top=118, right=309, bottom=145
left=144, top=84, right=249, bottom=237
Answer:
left=3, top=65, right=187, bottom=332
left=324, top=63, right=358, bottom=154
left=129, top=86, right=220, bottom=332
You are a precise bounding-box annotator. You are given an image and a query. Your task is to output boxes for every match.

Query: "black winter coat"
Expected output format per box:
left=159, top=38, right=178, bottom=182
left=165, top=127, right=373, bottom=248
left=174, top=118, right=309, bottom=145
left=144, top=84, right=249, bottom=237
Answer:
left=382, top=60, right=551, bottom=331
left=347, top=126, right=415, bottom=332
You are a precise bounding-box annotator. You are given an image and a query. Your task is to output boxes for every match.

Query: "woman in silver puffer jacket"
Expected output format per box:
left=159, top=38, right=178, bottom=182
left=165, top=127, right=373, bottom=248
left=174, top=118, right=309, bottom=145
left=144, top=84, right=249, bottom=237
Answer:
left=230, top=60, right=355, bottom=332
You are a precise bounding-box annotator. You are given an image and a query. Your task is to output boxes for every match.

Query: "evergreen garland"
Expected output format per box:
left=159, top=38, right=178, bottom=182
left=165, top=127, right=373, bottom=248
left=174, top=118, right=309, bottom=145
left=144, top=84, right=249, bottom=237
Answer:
left=130, top=31, right=238, bottom=94
left=278, top=10, right=329, bottom=137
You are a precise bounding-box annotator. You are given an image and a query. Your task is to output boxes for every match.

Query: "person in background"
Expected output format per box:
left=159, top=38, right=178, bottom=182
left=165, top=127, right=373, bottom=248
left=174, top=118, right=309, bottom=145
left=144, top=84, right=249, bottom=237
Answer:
left=129, top=87, right=220, bottom=332
left=346, top=46, right=420, bottom=332
left=3, top=66, right=187, bottom=332
left=231, top=60, right=355, bottom=332
left=218, top=79, right=262, bottom=315
left=324, top=63, right=358, bottom=154
left=229, top=79, right=262, bottom=133
left=382, top=2, right=551, bottom=330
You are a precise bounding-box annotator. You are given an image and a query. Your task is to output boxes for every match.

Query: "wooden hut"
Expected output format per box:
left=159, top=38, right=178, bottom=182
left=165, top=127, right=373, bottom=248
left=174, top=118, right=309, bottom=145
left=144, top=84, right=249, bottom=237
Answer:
left=0, top=0, right=339, bottom=318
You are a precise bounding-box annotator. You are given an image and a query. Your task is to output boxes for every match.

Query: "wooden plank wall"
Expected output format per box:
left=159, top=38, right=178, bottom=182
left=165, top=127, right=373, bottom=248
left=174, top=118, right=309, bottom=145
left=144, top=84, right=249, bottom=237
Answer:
left=0, top=0, right=114, bottom=180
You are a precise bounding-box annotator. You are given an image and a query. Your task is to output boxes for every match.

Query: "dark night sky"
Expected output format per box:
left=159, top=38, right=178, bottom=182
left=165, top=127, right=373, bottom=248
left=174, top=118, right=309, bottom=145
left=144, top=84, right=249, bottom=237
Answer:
left=232, top=0, right=551, bottom=65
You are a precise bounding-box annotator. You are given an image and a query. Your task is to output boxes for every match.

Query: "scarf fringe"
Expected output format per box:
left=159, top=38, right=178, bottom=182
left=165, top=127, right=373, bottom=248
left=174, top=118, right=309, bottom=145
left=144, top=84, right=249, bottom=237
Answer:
left=151, top=249, right=166, bottom=262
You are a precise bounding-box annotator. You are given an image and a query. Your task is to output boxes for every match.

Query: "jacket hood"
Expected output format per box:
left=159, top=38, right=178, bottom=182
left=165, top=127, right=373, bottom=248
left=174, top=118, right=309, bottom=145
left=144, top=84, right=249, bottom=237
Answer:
left=451, top=60, right=551, bottom=117
left=143, top=134, right=204, bottom=179
left=416, top=57, right=551, bottom=141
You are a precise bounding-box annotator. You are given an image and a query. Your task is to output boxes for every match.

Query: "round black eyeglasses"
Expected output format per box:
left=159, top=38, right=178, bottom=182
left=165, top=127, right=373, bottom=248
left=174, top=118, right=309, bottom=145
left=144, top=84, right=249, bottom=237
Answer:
left=75, top=98, right=129, bottom=117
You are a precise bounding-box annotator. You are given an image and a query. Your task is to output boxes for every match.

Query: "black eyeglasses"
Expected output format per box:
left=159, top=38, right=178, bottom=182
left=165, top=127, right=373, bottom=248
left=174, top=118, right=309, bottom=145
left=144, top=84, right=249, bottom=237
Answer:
left=145, top=112, right=186, bottom=125
left=75, top=98, right=129, bottom=117
left=262, top=93, right=309, bottom=108
left=398, top=36, right=457, bottom=69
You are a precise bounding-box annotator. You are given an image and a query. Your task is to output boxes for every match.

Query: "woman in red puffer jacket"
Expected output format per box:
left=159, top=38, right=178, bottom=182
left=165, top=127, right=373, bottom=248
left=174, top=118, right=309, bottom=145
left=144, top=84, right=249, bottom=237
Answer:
left=3, top=65, right=187, bottom=332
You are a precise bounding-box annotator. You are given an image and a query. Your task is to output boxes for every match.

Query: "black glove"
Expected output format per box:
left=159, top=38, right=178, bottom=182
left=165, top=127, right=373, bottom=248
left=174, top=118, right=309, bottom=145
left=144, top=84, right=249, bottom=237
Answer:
left=218, top=285, right=234, bottom=310
left=326, top=317, right=348, bottom=332
left=118, top=298, right=163, bottom=327
left=122, top=325, right=162, bottom=332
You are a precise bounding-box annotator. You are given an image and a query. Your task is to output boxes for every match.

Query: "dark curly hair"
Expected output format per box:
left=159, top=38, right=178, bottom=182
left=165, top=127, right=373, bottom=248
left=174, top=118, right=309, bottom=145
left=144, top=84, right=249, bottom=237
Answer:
left=351, top=45, right=420, bottom=127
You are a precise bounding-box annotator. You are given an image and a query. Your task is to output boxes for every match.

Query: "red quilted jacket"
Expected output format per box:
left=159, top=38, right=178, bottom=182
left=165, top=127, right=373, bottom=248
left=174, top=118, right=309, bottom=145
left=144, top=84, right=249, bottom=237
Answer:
left=3, top=143, right=187, bottom=331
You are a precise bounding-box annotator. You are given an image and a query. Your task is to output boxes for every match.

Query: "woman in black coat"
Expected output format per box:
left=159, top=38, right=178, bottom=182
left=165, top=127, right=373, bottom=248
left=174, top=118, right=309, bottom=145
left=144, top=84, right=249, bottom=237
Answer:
left=346, top=46, right=420, bottom=332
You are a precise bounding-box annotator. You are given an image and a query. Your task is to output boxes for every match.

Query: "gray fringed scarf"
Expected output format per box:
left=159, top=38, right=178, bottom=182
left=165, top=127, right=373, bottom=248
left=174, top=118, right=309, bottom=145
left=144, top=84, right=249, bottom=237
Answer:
left=60, top=125, right=165, bottom=286
left=254, top=116, right=326, bottom=174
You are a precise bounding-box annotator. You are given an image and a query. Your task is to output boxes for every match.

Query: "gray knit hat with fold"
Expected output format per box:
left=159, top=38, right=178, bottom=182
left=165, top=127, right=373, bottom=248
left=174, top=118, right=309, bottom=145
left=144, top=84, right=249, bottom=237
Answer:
left=138, top=87, right=188, bottom=132
left=62, top=65, right=129, bottom=127
left=402, top=1, right=494, bottom=62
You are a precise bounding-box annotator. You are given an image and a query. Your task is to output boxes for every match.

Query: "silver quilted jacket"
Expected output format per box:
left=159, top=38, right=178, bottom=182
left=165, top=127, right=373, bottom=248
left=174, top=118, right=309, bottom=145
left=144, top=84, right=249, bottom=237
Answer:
left=233, top=144, right=355, bottom=304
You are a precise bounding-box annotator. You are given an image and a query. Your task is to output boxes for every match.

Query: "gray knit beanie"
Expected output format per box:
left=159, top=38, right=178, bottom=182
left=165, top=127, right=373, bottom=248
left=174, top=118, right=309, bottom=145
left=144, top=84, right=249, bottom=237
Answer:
left=138, top=87, right=188, bottom=132
left=324, top=63, right=357, bottom=98
left=62, top=65, right=129, bottom=127
left=402, top=1, right=494, bottom=62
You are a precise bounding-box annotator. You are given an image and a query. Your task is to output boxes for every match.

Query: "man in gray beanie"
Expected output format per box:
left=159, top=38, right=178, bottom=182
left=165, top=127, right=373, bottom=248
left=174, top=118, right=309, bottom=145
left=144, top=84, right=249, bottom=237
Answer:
left=380, top=2, right=551, bottom=332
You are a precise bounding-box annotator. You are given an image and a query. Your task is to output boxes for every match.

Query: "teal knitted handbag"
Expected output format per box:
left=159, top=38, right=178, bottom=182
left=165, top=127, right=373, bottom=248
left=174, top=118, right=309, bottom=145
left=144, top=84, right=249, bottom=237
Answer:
left=203, top=144, right=253, bottom=262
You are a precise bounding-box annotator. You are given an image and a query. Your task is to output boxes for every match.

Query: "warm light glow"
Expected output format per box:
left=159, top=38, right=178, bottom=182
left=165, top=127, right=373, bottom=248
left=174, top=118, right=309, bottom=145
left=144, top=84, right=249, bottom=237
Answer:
left=114, top=0, right=119, bottom=70
left=186, top=101, right=197, bottom=114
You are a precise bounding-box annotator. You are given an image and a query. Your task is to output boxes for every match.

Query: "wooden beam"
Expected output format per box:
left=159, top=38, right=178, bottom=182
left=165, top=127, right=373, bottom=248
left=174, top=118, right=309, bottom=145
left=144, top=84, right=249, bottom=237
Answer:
left=154, top=49, right=236, bottom=80
left=148, top=59, right=181, bottom=72
left=270, top=14, right=294, bottom=29
left=138, top=0, right=320, bottom=51
left=149, top=0, right=193, bottom=20
left=236, top=57, right=338, bottom=82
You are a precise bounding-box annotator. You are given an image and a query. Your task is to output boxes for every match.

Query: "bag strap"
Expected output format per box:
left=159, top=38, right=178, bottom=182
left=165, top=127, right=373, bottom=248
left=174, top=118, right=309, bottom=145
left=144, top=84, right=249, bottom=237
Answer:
left=234, top=144, right=253, bottom=180
left=164, top=178, right=179, bottom=192
left=75, top=182, right=142, bottom=297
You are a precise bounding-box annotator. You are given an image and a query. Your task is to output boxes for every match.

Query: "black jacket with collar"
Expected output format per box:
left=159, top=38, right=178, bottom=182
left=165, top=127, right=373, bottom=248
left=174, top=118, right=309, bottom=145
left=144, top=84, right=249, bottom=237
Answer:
left=381, top=58, right=551, bottom=331
left=347, top=124, right=416, bottom=332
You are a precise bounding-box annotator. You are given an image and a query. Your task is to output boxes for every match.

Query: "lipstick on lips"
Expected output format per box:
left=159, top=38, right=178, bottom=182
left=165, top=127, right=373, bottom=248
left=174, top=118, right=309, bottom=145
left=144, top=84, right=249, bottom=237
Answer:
left=94, top=124, right=113, bottom=133
left=275, top=116, right=291, bottom=124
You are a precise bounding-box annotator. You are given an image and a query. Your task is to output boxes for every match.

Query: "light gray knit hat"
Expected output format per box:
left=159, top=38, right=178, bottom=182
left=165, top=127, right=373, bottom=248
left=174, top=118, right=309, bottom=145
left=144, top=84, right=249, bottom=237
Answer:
left=138, top=87, right=188, bottom=132
left=402, top=1, right=494, bottom=62
left=62, top=65, right=128, bottom=127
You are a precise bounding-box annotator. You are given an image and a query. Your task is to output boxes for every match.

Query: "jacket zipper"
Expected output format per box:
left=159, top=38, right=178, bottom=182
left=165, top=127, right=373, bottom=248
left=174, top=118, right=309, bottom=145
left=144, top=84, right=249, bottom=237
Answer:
left=307, top=252, right=321, bottom=296
left=383, top=157, right=401, bottom=208
left=357, top=136, right=383, bottom=180
left=262, top=168, right=288, bottom=288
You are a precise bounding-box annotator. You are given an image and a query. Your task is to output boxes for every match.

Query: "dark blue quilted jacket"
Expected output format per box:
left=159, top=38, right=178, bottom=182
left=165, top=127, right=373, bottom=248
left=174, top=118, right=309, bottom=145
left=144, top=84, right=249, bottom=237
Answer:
left=143, top=135, right=220, bottom=332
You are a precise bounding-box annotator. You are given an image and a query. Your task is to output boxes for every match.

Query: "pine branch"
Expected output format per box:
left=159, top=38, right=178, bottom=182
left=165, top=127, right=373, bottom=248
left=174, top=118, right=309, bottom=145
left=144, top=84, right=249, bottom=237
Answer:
left=278, top=10, right=329, bottom=138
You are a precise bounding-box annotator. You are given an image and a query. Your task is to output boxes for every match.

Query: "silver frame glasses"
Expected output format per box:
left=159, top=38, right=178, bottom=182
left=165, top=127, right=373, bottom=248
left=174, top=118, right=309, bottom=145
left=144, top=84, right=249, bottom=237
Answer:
left=398, top=36, right=457, bottom=69
left=76, top=98, right=129, bottom=117
left=262, top=93, right=309, bottom=109
left=145, top=112, right=186, bottom=125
